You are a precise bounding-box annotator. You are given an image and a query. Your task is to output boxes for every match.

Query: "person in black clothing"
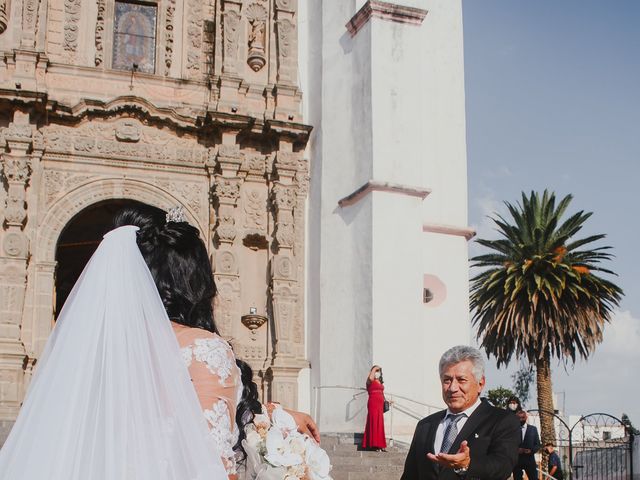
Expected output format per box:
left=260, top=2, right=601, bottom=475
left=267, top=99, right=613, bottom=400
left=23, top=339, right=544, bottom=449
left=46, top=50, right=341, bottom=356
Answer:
left=546, top=443, right=564, bottom=480
left=513, top=409, right=541, bottom=480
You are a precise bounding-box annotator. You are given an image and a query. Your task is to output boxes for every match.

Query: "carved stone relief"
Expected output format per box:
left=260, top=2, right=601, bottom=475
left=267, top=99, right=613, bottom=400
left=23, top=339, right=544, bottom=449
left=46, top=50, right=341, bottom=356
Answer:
left=186, top=0, right=204, bottom=78
left=43, top=170, right=93, bottom=207
left=43, top=121, right=208, bottom=165
left=20, top=0, right=41, bottom=47
left=164, top=0, right=177, bottom=75
left=222, top=10, right=242, bottom=74
left=63, top=0, right=81, bottom=56
left=246, top=3, right=267, bottom=72
left=275, top=18, right=296, bottom=83
left=242, top=187, right=267, bottom=237
left=156, top=179, right=205, bottom=217
left=95, top=0, right=106, bottom=66
left=213, top=275, right=240, bottom=337
left=0, top=0, right=9, bottom=34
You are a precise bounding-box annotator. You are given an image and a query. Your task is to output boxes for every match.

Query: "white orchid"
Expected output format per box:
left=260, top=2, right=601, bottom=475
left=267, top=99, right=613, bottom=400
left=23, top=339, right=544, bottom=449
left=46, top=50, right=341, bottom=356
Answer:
left=244, top=404, right=333, bottom=480
left=305, top=437, right=332, bottom=480
left=264, top=426, right=303, bottom=467
left=245, top=428, right=263, bottom=449
left=270, top=406, right=298, bottom=435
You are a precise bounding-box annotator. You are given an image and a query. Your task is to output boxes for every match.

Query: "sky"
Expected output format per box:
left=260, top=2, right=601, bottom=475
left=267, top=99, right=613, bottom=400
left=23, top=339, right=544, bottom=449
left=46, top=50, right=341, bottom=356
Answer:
left=461, top=1, right=640, bottom=423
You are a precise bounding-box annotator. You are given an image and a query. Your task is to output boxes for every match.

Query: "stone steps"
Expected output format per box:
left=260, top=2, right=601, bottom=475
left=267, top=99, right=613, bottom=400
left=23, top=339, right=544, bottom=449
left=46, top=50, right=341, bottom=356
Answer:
left=322, top=433, right=408, bottom=480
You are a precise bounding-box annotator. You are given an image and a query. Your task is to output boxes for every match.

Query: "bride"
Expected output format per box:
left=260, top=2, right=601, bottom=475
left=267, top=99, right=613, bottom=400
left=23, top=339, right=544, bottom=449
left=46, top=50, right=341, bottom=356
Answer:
left=0, top=205, right=319, bottom=479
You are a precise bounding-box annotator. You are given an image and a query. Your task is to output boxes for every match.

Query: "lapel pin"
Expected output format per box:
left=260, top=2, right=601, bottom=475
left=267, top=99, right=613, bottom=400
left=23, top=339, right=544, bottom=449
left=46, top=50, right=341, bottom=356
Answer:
left=474, top=433, right=479, bottom=438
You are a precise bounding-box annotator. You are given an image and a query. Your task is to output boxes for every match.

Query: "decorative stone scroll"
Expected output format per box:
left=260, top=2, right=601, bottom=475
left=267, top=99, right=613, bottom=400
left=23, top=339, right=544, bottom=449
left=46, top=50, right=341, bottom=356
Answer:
left=0, top=0, right=9, bottom=34
left=63, top=0, right=81, bottom=55
left=94, top=0, right=106, bottom=66
left=164, top=0, right=177, bottom=75
left=246, top=3, right=267, bottom=72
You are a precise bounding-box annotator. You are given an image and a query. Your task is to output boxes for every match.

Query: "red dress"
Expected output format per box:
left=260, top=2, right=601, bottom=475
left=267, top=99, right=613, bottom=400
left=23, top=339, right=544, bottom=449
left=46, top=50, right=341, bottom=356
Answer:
left=362, top=380, right=386, bottom=449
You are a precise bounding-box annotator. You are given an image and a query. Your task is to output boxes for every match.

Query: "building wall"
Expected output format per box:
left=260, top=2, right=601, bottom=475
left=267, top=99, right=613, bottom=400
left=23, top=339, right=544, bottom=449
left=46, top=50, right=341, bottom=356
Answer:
left=301, top=0, right=472, bottom=439
left=0, top=0, right=311, bottom=442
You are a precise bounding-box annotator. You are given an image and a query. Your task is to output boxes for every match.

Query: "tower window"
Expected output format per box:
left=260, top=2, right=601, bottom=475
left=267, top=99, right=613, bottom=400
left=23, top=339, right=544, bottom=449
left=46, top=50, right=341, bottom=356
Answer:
left=112, top=1, right=157, bottom=74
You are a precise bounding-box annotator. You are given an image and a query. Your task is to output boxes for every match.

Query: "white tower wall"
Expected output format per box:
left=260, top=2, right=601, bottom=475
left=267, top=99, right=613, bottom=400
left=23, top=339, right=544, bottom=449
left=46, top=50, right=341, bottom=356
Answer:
left=300, top=0, right=472, bottom=439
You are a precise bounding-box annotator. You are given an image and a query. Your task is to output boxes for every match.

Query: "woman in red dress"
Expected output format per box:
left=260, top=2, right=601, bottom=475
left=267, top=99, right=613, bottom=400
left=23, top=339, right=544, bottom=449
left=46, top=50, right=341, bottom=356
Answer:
left=362, top=365, right=387, bottom=451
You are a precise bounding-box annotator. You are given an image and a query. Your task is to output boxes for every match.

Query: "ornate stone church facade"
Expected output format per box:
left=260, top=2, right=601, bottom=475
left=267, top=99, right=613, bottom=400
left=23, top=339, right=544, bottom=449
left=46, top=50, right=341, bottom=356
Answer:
left=0, top=0, right=311, bottom=439
left=1, top=0, right=472, bottom=442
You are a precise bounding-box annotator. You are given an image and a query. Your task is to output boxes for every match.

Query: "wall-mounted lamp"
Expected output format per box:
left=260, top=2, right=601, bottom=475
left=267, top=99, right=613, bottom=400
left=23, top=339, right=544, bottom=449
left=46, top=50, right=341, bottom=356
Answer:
left=241, top=307, right=267, bottom=341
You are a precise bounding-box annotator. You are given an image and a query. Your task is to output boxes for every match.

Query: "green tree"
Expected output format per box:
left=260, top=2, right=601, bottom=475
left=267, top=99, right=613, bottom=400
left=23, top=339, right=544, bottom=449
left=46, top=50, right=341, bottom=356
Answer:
left=511, top=364, right=535, bottom=406
left=470, top=191, right=623, bottom=471
left=486, top=386, right=517, bottom=409
left=621, top=413, right=639, bottom=435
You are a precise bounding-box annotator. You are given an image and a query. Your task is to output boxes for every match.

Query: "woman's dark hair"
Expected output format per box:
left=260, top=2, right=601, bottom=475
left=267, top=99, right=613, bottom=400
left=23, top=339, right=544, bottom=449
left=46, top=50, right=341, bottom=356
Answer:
left=113, top=205, right=259, bottom=453
left=234, top=359, right=263, bottom=458
left=113, top=205, right=217, bottom=333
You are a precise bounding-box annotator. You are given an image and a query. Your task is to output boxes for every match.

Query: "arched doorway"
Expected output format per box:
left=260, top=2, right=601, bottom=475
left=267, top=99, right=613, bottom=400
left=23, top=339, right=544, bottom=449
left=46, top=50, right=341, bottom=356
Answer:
left=54, top=199, right=154, bottom=315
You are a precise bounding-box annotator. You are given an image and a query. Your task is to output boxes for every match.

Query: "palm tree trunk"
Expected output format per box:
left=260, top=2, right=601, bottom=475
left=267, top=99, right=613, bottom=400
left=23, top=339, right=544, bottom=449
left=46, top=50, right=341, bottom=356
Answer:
left=536, top=352, right=556, bottom=474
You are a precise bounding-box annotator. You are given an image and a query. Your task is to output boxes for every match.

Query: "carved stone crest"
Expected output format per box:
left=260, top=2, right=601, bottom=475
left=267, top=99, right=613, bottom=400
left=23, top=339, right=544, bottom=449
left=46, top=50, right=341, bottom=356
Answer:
left=3, top=232, right=28, bottom=258
left=215, top=250, right=237, bottom=274
left=115, top=120, right=141, bottom=143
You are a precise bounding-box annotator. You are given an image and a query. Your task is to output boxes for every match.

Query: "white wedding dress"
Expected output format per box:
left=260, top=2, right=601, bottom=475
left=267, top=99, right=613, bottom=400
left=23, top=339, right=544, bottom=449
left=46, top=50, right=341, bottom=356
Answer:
left=0, top=226, right=228, bottom=479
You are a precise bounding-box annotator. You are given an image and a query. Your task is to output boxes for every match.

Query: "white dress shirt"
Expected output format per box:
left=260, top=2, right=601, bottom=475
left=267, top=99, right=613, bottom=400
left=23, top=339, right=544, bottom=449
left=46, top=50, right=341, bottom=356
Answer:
left=434, top=397, right=482, bottom=453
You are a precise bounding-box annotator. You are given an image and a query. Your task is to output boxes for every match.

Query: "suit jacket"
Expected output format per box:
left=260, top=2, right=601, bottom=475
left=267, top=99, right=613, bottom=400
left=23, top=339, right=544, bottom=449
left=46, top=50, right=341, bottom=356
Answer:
left=401, top=400, right=521, bottom=480
left=517, top=424, right=541, bottom=466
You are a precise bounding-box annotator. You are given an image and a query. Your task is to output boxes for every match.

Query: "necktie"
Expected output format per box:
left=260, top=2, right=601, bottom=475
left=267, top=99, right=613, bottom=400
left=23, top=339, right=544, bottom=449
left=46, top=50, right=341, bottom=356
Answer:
left=440, top=413, right=465, bottom=453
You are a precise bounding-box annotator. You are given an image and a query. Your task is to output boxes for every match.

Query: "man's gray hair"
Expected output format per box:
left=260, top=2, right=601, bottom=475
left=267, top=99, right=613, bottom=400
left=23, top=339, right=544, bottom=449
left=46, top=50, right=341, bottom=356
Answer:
left=439, top=345, right=485, bottom=382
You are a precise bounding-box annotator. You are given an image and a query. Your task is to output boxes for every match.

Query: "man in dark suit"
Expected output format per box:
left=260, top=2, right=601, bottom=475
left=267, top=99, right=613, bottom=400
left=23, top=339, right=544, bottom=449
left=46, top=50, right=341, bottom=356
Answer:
left=513, top=409, right=541, bottom=480
left=401, top=346, right=521, bottom=480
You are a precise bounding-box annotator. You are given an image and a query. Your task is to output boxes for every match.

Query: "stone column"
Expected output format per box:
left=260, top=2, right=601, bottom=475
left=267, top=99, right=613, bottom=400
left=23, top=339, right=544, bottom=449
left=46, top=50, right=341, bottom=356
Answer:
left=217, top=0, right=244, bottom=113
left=268, top=140, right=306, bottom=408
left=212, top=141, right=243, bottom=339
left=0, top=113, right=35, bottom=431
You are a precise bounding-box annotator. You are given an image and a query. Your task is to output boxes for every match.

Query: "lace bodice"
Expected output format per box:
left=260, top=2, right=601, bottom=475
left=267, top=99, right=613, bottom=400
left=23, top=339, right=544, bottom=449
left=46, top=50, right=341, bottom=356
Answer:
left=173, top=323, right=242, bottom=476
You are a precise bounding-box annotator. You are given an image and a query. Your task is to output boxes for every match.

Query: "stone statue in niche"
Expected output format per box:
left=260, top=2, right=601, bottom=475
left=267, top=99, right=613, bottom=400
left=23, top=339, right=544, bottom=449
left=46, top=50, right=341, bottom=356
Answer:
left=246, top=3, right=267, bottom=72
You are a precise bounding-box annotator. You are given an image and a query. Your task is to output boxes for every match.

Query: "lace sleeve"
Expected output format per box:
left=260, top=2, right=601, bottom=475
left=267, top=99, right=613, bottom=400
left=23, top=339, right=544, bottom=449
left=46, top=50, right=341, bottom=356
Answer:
left=181, top=334, right=241, bottom=476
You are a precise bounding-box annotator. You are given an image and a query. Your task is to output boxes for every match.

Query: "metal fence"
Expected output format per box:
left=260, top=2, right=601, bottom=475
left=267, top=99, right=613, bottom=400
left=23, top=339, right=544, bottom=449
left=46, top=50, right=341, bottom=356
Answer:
left=528, top=410, right=634, bottom=480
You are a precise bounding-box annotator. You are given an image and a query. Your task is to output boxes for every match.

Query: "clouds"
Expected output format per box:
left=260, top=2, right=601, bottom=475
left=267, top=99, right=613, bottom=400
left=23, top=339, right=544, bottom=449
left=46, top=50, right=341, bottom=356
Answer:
left=597, top=310, right=640, bottom=357
left=481, top=309, right=640, bottom=423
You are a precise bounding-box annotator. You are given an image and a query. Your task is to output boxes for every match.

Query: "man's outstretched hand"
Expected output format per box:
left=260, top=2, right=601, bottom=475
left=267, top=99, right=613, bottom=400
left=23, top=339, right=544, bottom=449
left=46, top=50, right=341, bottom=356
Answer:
left=427, top=440, right=471, bottom=470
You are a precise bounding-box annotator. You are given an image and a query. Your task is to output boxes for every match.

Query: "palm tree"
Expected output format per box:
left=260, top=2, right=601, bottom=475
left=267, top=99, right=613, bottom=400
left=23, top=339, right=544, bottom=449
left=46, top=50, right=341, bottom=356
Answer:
left=470, top=190, right=623, bottom=468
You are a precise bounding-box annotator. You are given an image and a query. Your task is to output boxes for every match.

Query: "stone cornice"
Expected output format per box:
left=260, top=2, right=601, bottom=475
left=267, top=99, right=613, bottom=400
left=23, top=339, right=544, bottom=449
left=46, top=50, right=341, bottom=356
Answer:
left=346, top=0, right=428, bottom=37
left=422, top=223, right=476, bottom=241
left=338, top=180, right=430, bottom=207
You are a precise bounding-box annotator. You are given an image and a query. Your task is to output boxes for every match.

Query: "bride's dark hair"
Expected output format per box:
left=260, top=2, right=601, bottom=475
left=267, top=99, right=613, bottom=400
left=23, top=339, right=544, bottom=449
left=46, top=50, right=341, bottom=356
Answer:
left=113, top=204, right=260, bottom=454
left=114, top=205, right=216, bottom=332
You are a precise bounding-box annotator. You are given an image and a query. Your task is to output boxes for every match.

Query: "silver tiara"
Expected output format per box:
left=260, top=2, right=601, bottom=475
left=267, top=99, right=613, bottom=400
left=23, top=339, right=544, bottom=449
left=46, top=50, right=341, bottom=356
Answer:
left=166, top=206, right=188, bottom=223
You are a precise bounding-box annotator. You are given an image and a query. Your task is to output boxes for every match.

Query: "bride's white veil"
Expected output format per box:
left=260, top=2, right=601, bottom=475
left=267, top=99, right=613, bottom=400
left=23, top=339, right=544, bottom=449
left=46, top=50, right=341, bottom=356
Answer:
left=0, top=226, right=228, bottom=479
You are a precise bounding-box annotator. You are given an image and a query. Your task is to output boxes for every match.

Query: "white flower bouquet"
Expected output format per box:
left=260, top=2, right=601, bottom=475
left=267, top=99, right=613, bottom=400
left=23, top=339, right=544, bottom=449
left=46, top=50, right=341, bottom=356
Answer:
left=242, top=406, right=332, bottom=480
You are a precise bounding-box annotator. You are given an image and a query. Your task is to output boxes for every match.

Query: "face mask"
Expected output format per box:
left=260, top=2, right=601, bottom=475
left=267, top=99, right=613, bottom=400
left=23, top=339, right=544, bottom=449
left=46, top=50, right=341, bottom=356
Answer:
left=374, top=372, right=381, bottom=379
left=508, top=403, right=518, bottom=411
